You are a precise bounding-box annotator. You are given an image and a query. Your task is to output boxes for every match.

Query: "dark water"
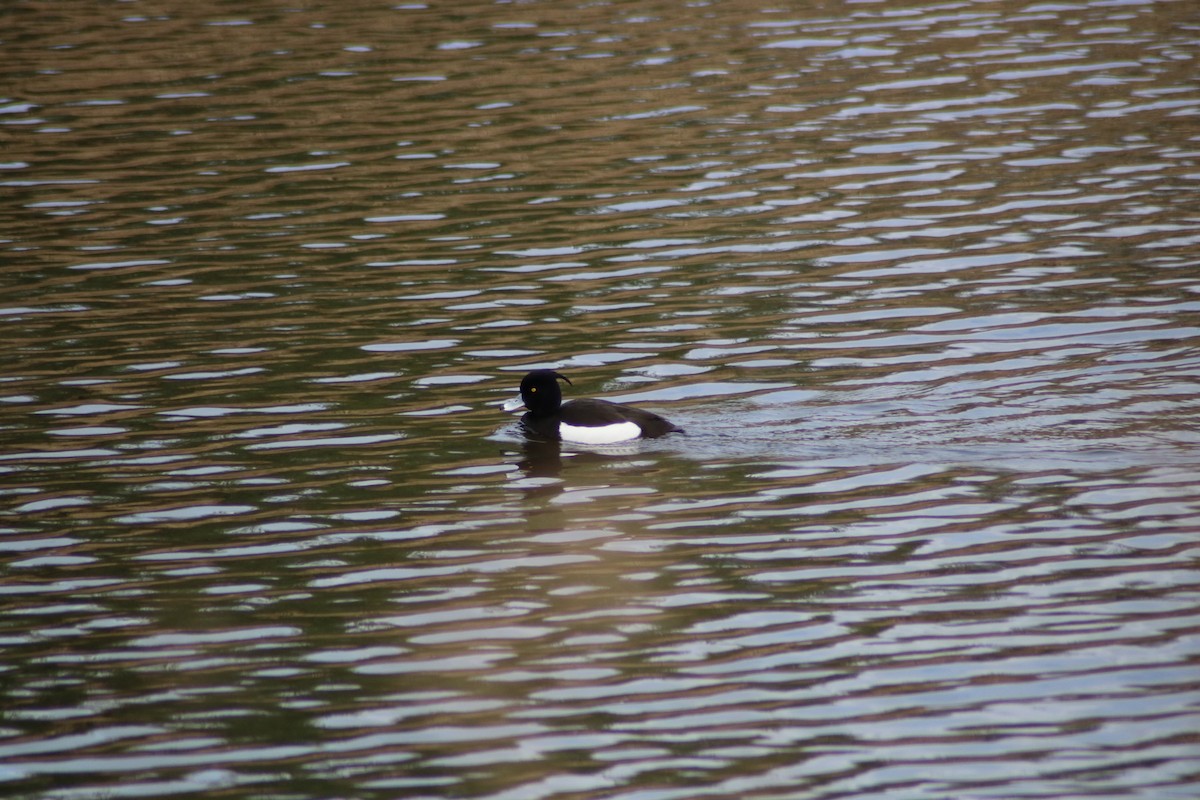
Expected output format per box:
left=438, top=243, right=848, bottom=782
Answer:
left=3, top=1, right=1200, bottom=798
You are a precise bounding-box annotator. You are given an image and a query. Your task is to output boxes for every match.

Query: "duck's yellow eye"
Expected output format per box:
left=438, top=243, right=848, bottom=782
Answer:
left=530, top=387, right=536, bottom=392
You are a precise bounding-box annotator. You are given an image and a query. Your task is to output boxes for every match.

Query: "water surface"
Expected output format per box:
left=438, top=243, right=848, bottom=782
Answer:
left=3, top=1, right=1200, bottom=798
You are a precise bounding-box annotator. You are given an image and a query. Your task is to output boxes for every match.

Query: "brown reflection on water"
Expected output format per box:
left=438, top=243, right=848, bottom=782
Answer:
left=3, top=0, right=1200, bottom=797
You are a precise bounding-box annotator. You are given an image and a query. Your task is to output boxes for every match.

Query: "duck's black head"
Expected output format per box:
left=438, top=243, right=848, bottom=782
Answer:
left=519, top=369, right=572, bottom=416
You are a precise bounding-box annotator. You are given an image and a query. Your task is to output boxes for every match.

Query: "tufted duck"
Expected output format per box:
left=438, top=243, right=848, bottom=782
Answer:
left=502, top=370, right=682, bottom=444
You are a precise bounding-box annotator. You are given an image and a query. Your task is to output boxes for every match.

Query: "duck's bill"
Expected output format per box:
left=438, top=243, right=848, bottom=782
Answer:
left=501, top=396, right=526, bottom=413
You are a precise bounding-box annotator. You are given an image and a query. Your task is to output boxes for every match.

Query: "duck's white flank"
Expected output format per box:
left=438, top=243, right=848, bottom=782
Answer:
left=560, top=420, right=641, bottom=444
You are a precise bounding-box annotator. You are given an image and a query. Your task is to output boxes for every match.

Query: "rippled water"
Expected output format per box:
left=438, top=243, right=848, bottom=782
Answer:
left=4, top=0, right=1200, bottom=798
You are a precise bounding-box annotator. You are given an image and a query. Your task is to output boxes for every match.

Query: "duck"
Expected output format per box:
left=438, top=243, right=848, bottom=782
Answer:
left=502, top=369, right=682, bottom=444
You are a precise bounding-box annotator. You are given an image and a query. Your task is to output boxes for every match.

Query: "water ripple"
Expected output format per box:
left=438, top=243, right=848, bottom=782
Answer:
left=2, top=0, right=1198, bottom=798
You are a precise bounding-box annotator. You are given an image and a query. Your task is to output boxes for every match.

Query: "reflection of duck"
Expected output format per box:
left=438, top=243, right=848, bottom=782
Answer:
left=502, top=370, right=683, bottom=444
left=509, top=438, right=646, bottom=481
left=514, top=438, right=567, bottom=478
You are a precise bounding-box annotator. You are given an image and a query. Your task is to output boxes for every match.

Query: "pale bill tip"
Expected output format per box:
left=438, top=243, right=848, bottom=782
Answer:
left=501, top=395, right=526, bottom=413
